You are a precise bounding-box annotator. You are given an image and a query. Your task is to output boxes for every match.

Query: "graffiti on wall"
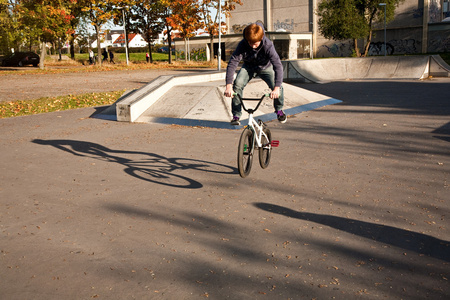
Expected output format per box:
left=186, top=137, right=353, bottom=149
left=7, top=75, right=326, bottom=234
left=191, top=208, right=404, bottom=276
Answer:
left=368, top=42, right=395, bottom=55
left=232, top=20, right=265, bottom=34
left=412, top=8, right=423, bottom=19
left=318, top=39, right=421, bottom=57
left=232, top=23, right=250, bottom=34
left=273, top=19, right=294, bottom=32
left=233, top=19, right=295, bottom=33
left=429, top=37, right=450, bottom=52
left=372, top=39, right=419, bottom=55
left=317, top=41, right=354, bottom=57
left=368, top=39, right=419, bottom=55
left=412, top=5, right=446, bottom=23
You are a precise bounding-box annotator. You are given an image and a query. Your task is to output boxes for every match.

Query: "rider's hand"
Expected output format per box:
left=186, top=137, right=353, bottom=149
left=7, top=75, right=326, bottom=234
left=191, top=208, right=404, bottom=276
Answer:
left=224, top=84, right=234, bottom=98
left=270, top=86, right=280, bottom=99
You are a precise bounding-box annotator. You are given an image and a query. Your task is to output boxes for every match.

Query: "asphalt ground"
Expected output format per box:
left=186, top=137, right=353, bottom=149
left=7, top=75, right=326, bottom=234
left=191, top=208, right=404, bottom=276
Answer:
left=0, top=68, right=215, bottom=102
left=0, top=75, right=449, bottom=299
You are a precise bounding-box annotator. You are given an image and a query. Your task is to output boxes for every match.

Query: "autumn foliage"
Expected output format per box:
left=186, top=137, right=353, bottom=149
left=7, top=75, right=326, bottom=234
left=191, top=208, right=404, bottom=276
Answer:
left=2, top=0, right=243, bottom=65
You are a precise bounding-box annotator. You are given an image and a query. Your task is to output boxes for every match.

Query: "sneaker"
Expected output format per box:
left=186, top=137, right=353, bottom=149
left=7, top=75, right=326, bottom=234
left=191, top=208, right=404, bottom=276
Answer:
left=276, top=110, right=287, bottom=123
left=230, top=116, right=240, bottom=125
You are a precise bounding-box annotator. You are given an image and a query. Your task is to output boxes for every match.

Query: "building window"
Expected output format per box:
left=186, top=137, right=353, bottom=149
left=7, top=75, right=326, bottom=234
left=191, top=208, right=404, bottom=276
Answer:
left=444, top=0, right=450, bottom=18
left=273, top=40, right=289, bottom=60
left=297, top=40, right=311, bottom=59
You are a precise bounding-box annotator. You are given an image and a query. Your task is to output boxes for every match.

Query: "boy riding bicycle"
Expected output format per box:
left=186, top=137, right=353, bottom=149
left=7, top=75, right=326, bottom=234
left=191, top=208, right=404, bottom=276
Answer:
left=224, top=22, right=286, bottom=125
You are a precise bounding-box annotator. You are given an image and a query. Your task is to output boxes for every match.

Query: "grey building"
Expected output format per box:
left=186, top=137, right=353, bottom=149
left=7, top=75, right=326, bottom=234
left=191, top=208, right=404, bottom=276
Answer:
left=174, top=0, right=450, bottom=60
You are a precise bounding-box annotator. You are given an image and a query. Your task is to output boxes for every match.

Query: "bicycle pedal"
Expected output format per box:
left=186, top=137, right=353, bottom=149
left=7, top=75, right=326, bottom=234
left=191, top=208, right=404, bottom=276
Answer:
left=271, top=140, right=280, bottom=147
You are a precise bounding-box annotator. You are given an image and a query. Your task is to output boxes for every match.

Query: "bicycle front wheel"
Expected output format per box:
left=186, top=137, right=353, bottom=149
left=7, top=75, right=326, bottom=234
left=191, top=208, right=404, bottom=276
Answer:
left=259, top=127, right=272, bottom=169
left=237, top=128, right=254, bottom=178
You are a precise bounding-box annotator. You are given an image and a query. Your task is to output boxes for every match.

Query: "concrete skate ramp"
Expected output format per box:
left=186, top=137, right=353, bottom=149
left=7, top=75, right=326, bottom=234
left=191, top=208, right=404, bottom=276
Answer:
left=93, top=71, right=342, bottom=129
left=135, top=77, right=341, bottom=128
left=283, top=56, right=437, bottom=83
left=429, top=55, right=450, bottom=77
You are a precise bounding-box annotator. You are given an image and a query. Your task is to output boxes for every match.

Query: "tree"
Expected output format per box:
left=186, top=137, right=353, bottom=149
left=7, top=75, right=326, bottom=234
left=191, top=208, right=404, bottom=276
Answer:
left=316, top=0, right=404, bottom=57
left=84, top=0, right=114, bottom=66
left=74, top=15, right=92, bottom=53
left=17, top=0, right=74, bottom=69
left=160, top=0, right=174, bottom=64
left=165, top=0, right=201, bottom=62
left=67, top=0, right=90, bottom=59
left=132, top=0, right=165, bottom=63
left=0, top=0, right=20, bottom=54
left=199, top=0, right=242, bottom=62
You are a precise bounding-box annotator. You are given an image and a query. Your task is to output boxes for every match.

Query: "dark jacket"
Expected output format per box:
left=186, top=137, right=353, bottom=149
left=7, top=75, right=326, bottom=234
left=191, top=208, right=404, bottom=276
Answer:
left=225, top=22, right=283, bottom=87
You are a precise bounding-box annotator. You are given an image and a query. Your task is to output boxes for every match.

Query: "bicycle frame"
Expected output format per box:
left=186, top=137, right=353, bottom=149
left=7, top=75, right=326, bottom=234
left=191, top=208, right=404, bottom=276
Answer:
left=235, top=93, right=280, bottom=177
left=239, top=93, right=277, bottom=149
left=247, top=111, right=270, bottom=149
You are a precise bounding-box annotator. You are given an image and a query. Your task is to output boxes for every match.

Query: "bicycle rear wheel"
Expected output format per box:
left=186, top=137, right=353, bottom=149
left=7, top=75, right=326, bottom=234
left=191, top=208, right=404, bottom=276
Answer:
left=259, top=127, right=272, bottom=169
left=237, top=128, right=254, bottom=178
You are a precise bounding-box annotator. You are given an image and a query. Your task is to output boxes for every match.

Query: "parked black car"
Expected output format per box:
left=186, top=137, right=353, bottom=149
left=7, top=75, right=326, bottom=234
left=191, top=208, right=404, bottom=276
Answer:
left=1, top=52, right=40, bottom=67
left=157, top=46, right=174, bottom=54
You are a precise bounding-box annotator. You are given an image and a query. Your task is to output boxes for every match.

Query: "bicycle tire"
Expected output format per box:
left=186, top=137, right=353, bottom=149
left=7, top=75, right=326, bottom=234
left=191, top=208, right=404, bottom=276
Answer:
left=237, top=128, right=254, bottom=178
left=259, top=127, right=272, bottom=169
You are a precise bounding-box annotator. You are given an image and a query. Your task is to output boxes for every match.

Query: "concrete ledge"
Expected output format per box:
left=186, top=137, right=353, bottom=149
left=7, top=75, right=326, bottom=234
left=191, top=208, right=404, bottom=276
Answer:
left=107, top=65, right=348, bottom=128
left=116, top=71, right=226, bottom=122
left=132, top=98, right=342, bottom=129
left=283, top=56, right=434, bottom=83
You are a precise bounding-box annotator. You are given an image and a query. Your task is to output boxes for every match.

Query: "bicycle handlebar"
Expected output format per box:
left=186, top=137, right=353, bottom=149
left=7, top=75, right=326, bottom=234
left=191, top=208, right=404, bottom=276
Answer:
left=231, top=92, right=270, bottom=114
left=232, top=92, right=270, bottom=100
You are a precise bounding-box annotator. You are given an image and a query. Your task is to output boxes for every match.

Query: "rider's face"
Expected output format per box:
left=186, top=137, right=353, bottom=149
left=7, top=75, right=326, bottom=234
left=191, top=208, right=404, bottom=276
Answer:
left=248, top=40, right=261, bottom=49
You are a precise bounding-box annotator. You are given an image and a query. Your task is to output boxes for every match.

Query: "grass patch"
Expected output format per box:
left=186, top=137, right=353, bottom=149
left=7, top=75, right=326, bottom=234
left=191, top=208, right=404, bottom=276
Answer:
left=0, top=55, right=218, bottom=76
left=438, top=53, right=450, bottom=65
left=0, top=90, right=124, bottom=118
left=73, top=52, right=169, bottom=64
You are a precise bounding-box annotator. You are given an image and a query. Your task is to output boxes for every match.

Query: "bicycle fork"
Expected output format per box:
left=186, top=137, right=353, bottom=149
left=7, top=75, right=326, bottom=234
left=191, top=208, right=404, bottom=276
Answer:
left=255, top=120, right=280, bottom=149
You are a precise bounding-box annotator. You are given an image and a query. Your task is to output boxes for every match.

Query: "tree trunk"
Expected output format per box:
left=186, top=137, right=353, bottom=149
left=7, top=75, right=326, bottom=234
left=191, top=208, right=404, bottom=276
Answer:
left=148, top=44, right=153, bottom=63
left=70, top=33, right=75, bottom=60
left=96, top=24, right=101, bottom=66
left=363, top=30, right=373, bottom=57
left=58, top=37, right=62, bottom=61
left=209, top=36, right=214, bottom=62
left=167, top=28, right=172, bottom=64
left=39, top=40, right=45, bottom=70
left=354, top=39, right=361, bottom=57
left=184, top=38, right=188, bottom=62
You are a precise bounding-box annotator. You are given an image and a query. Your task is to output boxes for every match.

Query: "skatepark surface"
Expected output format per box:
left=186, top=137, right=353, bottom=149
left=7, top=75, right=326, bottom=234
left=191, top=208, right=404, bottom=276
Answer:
left=92, top=55, right=449, bottom=128
left=0, top=65, right=449, bottom=299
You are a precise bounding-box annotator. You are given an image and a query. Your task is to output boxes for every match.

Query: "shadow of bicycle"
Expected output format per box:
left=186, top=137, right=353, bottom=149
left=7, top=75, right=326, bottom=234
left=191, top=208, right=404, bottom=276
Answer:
left=32, top=139, right=236, bottom=189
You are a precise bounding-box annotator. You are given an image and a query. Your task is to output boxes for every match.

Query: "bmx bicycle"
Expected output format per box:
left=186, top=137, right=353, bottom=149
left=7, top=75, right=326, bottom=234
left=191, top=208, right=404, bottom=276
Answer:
left=235, top=93, right=280, bottom=178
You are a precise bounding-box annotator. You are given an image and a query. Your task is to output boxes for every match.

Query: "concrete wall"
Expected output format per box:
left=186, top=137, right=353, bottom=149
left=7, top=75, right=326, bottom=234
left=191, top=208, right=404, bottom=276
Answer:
left=270, top=0, right=310, bottom=32
left=174, top=32, right=311, bottom=62
left=316, top=0, right=450, bottom=56
left=188, top=0, right=450, bottom=59
left=386, top=0, right=424, bottom=28
left=229, top=0, right=310, bottom=33
left=428, top=22, right=450, bottom=52
left=229, top=0, right=264, bottom=33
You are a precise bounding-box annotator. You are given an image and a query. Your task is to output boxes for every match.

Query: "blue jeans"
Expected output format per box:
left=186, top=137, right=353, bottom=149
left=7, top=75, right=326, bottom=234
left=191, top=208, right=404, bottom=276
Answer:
left=232, top=64, right=284, bottom=118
